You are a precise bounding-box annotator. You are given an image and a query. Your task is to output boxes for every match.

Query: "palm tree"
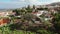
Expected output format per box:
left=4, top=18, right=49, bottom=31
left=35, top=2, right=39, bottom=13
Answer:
left=33, top=5, right=35, bottom=9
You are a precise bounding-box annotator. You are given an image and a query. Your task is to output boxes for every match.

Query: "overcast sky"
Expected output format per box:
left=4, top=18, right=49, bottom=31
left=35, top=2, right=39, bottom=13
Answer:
left=0, top=0, right=60, bottom=9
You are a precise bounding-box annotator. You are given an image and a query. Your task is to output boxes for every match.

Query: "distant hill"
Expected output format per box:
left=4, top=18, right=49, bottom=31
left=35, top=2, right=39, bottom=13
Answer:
left=0, top=9, right=13, bottom=12
left=48, top=2, right=60, bottom=6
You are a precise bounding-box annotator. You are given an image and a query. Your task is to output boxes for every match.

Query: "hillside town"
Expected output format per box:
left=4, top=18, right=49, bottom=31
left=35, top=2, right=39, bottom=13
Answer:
left=0, top=4, right=59, bottom=25
left=0, top=2, right=60, bottom=34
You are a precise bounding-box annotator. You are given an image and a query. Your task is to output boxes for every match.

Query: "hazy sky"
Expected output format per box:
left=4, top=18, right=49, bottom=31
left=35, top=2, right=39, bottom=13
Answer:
left=0, top=0, right=60, bottom=9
